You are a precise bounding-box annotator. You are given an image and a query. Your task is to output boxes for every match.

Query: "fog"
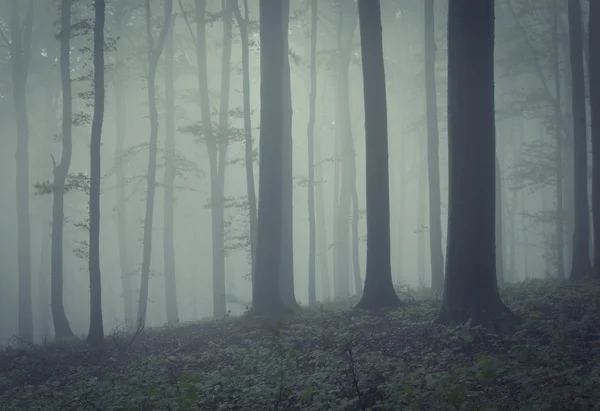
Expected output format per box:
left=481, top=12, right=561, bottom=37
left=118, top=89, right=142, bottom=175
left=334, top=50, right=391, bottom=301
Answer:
left=0, top=0, right=577, bottom=344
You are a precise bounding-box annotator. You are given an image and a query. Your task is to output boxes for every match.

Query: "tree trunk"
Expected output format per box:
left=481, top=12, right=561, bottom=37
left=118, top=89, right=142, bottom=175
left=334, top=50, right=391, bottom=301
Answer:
left=351, top=190, right=361, bottom=295
left=315, top=137, right=331, bottom=301
left=424, top=0, right=444, bottom=293
left=137, top=0, right=173, bottom=328
left=279, top=0, right=299, bottom=309
left=438, top=0, right=518, bottom=329
left=553, top=0, right=566, bottom=280
left=163, top=13, right=178, bottom=324
left=254, top=0, right=286, bottom=316
left=307, top=0, right=318, bottom=306
left=567, top=0, right=592, bottom=280
left=232, top=0, right=258, bottom=293
left=589, top=0, right=600, bottom=277
left=87, top=0, right=106, bottom=346
left=495, top=155, right=504, bottom=284
left=51, top=0, right=75, bottom=339
left=355, top=0, right=401, bottom=311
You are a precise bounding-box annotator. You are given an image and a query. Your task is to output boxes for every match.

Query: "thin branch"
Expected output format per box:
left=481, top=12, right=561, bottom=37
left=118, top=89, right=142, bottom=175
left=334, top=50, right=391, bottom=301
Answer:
left=177, top=0, right=197, bottom=47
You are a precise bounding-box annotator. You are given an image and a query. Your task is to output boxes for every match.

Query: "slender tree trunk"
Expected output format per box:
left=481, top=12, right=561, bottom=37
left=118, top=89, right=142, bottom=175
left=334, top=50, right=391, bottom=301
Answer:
left=355, top=0, right=400, bottom=310
left=306, top=0, right=318, bottom=306
left=38, top=217, right=52, bottom=339
left=495, top=155, right=504, bottom=284
left=279, top=0, right=299, bottom=309
left=438, top=0, right=518, bottom=328
left=589, top=0, right=600, bottom=277
left=567, top=0, right=592, bottom=280
left=50, top=0, right=75, bottom=339
left=553, top=0, right=566, bottom=280
left=87, top=0, right=106, bottom=346
left=137, top=0, right=173, bottom=328
left=424, top=0, right=444, bottom=292
left=254, top=0, right=286, bottom=316
left=163, top=13, right=179, bottom=324
left=507, top=128, right=519, bottom=282
left=351, top=190, right=361, bottom=295
left=315, top=138, right=331, bottom=301
left=232, top=0, right=258, bottom=292
left=562, top=29, right=575, bottom=271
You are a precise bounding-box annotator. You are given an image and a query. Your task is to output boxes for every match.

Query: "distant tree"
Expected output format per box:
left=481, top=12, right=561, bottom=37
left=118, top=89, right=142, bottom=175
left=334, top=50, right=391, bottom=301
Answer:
left=590, top=0, right=600, bottom=277
left=50, top=0, right=75, bottom=339
left=254, top=0, right=286, bottom=316
left=438, top=0, right=518, bottom=328
left=424, top=0, right=444, bottom=293
left=87, top=0, right=106, bottom=346
left=567, top=0, right=592, bottom=280
left=355, top=0, right=401, bottom=310
left=137, top=0, right=173, bottom=328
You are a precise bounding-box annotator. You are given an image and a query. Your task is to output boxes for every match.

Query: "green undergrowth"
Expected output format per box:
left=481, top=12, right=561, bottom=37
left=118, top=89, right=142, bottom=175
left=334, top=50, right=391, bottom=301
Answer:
left=1, top=278, right=600, bottom=410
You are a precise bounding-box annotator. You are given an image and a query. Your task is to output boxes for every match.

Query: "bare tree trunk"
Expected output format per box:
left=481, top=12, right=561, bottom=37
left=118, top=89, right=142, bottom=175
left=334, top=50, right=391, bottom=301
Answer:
left=306, top=0, right=318, bottom=306
left=355, top=0, right=400, bottom=310
left=315, top=137, right=331, bottom=301
left=495, top=155, right=504, bottom=284
left=424, top=0, right=444, bottom=292
left=567, top=0, right=592, bottom=280
left=163, top=13, right=179, bottom=324
left=87, top=0, right=106, bottom=346
left=254, top=0, right=286, bottom=316
left=137, top=0, right=173, bottom=328
left=232, top=0, right=258, bottom=292
left=589, top=0, right=600, bottom=277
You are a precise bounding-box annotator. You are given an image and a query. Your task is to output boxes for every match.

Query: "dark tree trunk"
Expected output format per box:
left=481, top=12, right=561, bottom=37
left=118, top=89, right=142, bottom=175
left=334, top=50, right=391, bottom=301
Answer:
left=315, top=138, right=331, bottom=300
left=495, top=155, right=504, bottom=284
left=254, top=0, right=286, bottom=316
left=553, top=0, right=566, bottom=280
left=307, top=0, right=318, bottom=306
left=589, top=0, right=600, bottom=277
left=9, top=0, right=34, bottom=344
left=567, top=0, right=592, bottom=280
left=137, top=0, right=173, bottom=328
left=507, top=128, right=519, bottom=282
left=437, top=0, right=518, bottom=329
left=87, top=0, right=106, bottom=346
left=232, top=0, right=258, bottom=292
left=163, top=13, right=178, bottom=324
left=279, top=0, right=299, bottom=310
left=355, top=0, right=401, bottom=311
left=424, top=0, right=444, bottom=293
left=51, top=0, right=75, bottom=339
left=351, top=190, right=361, bottom=296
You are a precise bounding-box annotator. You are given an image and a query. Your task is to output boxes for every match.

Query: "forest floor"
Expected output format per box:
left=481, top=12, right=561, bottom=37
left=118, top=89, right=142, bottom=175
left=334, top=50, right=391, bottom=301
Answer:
left=0, top=279, right=599, bottom=410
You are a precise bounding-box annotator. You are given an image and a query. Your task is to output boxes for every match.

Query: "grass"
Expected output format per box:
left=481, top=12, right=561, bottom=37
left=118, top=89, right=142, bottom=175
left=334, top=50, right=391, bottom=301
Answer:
left=1, top=278, right=600, bottom=410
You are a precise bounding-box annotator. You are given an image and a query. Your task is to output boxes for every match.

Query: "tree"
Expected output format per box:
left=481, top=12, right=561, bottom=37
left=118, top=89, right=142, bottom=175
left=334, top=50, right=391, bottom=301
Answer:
left=87, top=0, right=106, bottom=346
left=567, top=0, right=592, bottom=280
left=50, top=0, right=75, bottom=338
left=5, top=0, right=35, bottom=343
left=254, top=0, right=286, bottom=316
left=424, top=0, right=444, bottom=293
left=306, top=0, right=318, bottom=306
left=587, top=0, right=600, bottom=277
left=137, top=0, right=173, bottom=328
left=438, top=0, right=518, bottom=328
left=355, top=0, right=401, bottom=310
left=163, top=11, right=178, bottom=324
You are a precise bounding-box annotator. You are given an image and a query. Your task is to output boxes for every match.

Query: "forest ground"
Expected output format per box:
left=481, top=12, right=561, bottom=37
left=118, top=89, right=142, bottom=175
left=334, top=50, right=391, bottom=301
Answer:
left=0, top=278, right=599, bottom=410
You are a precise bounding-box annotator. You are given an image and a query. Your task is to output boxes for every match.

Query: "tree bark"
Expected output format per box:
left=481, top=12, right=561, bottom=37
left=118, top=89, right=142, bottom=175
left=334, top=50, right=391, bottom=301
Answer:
left=87, top=0, right=106, bottom=346
left=495, top=155, right=504, bottom=284
left=254, top=0, right=286, bottom=316
left=424, top=0, right=444, bottom=293
left=137, top=0, right=173, bottom=328
left=589, top=0, right=600, bottom=277
left=163, top=13, right=179, bottom=324
left=51, top=0, right=75, bottom=339
left=567, top=0, right=592, bottom=280
left=315, top=133, right=331, bottom=300
left=355, top=0, right=401, bottom=311
left=438, top=0, right=518, bottom=329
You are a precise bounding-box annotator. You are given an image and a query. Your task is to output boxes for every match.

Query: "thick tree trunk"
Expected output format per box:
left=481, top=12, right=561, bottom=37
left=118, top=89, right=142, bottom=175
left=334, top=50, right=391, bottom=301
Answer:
left=589, top=0, right=600, bottom=277
left=51, top=0, right=75, bottom=339
left=355, top=0, right=401, bottom=311
left=232, top=0, right=258, bottom=292
left=9, top=0, right=34, bottom=344
left=567, top=0, right=592, bottom=280
left=307, top=0, right=318, bottom=306
left=87, top=0, right=106, bottom=346
left=424, top=0, right=444, bottom=293
left=137, top=0, right=173, bottom=328
left=163, top=13, right=179, bottom=324
left=279, top=0, right=299, bottom=309
left=438, top=0, right=518, bottom=329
